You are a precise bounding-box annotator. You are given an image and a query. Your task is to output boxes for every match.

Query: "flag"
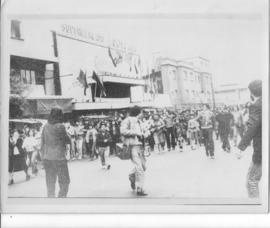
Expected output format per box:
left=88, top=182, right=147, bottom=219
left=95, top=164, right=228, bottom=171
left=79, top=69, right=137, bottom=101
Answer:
left=77, top=69, right=88, bottom=95
left=108, top=47, right=123, bottom=67
left=92, top=71, right=106, bottom=97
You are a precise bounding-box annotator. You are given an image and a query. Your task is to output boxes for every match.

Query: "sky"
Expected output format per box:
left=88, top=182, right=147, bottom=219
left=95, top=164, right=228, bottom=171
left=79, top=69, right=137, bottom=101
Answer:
left=3, top=0, right=268, bottom=87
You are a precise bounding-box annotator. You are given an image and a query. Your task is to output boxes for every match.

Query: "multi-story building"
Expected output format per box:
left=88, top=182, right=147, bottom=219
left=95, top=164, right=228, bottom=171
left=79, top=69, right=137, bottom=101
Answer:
left=154, top=56, right=214, bottom=109
left=215, top=83, right=249, bottom=105
left=8, top=19, right=146, bottom=117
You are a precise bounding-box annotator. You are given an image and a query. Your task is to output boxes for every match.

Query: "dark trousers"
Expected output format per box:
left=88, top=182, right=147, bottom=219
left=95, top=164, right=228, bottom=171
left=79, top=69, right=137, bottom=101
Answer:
left=202, top=128, right=215, bottom=157
left=43, top=160, right=70, bottom=198
left=221, top=133, right=230, bottom=151
left=198, top=130, right=203, bottom=146
left=87, top=141, right=93, bottom=157
left=165, top=127, right=176, bottom=150
left=216, top=130, right=220, bottom=140
left=110, top=136, right=118, bottom=155
left=149, top=134, right=155, bottom=151
left=98, top=147, right=109, bottom=167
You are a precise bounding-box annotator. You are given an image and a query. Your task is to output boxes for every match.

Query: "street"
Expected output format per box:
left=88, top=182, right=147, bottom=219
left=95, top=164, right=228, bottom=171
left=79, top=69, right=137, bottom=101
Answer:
left=8, top=140, right=254, bottom=199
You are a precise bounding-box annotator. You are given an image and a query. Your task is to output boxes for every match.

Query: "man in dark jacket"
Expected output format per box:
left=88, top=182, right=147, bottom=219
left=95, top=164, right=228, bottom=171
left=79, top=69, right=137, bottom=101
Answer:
left=216, top=107, right=234, bottom=152
left=96, top=123, right=112, bottom=170
left=237, top=80, right=262, bottom=198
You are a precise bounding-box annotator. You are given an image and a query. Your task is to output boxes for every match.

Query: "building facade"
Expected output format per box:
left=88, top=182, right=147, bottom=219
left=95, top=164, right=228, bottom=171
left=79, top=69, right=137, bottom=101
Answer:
left=215, top=84, right=249, bottom=105
left=8, top=19, right=147, bottom=116
left=154, top=57, right=214, bottom=109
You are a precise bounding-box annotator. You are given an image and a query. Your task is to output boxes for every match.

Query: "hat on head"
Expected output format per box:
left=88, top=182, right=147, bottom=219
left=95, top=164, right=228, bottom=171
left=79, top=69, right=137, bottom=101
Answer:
left=248, top=80, right=262, bottom=97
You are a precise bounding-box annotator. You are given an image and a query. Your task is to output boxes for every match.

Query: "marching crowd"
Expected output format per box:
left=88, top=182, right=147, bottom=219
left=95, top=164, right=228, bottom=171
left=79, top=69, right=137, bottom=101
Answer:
left=8, top=80, right=262, bottom=198
left=8, top=104, right=249, bottom=182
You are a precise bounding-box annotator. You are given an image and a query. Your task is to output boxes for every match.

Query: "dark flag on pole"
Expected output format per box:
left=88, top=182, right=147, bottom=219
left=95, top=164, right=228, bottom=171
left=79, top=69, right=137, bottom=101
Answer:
left=92, top=71, right=106, bottom=97
left=77, top=69, right=88, bottom=95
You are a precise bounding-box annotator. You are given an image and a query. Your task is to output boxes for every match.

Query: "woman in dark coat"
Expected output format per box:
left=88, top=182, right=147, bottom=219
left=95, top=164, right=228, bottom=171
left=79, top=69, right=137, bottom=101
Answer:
left=8, top=129, right=30, bottom=185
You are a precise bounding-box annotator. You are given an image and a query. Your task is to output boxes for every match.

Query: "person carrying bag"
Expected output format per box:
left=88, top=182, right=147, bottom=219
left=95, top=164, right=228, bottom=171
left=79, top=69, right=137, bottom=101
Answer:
left=120, top=106, right=147, bottom=196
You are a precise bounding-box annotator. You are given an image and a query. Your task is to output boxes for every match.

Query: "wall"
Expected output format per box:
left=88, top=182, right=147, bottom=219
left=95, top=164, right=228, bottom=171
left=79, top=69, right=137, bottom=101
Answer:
left=160, top=64, right=179, bottom=107
left=215, top=88, right=249, bottom=105
left=8, top=19, right=146, bottom=102
left=9, top=19, right=57, bottom=62
left=159, top=58, right=214, bottom=108
left=179, top=66, right=202, bottom=104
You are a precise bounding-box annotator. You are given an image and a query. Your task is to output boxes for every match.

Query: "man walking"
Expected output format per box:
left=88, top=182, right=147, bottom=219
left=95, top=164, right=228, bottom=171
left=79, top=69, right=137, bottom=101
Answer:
left=96, top=123, right=112, bottom=170
left=216, top=107, right=234, bottom=152
left=237, top=80, right=262, bottom=198
left=188, top=113, right=200, bottom=150
left=86, top=124, right=98, bottom=160
left=197, top=104, right=215, bottom=159
left=164, top=111, right=176, bottom=151
left=120, top=106, right=147, bottom=196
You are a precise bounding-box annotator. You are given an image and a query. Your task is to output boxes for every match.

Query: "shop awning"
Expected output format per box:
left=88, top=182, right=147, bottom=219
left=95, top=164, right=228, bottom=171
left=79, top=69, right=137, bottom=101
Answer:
left=24, top=96, right=73, bottom=116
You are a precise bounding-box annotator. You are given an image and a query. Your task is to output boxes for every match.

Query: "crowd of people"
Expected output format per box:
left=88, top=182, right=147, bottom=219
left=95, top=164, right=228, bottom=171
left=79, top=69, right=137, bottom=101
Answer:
left=8, top=80, right=262, bottom=199
left=8, top=103, right=250, bottom=183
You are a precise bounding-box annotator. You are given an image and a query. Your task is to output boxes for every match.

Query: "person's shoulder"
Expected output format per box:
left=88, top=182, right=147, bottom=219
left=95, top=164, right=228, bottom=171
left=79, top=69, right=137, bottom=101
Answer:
left=253, top=98, right=262, bottom=109
left=43, top=123, right=49, bottom=129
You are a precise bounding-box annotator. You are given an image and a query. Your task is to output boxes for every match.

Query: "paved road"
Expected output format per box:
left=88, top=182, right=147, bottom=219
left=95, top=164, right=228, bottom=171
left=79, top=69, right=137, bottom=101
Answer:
left=8, top=140, right=254, bottom=199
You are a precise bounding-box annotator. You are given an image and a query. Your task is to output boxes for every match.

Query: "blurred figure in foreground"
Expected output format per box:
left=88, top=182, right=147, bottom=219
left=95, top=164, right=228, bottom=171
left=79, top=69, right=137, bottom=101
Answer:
left=41, top=108, right=71, bottom=198
left=237, top=80, right=262, bottom=198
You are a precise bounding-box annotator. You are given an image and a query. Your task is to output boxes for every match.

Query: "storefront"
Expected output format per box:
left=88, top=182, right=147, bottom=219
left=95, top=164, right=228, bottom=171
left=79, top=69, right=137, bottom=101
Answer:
left=9, top=20, right=148, bottom=118
left=54, top=23, right=146, bottom=111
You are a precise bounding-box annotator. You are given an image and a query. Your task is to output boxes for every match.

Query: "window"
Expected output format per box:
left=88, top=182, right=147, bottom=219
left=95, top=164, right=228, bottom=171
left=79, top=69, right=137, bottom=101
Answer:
left=25, top=70, right=31, bottom=84
left=20, top=70, right=27, bottom=83
left=11, top=20, right=22, bottom=39
left=31, top=70, right=36, bottom=84
left=20, top=69, right=38, bottom=85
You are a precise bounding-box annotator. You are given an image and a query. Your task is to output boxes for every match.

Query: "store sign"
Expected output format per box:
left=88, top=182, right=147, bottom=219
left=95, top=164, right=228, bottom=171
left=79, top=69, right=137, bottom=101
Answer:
left=60, top=24, right=136, bottom=53
left=60, top=24, right=105, bottom=46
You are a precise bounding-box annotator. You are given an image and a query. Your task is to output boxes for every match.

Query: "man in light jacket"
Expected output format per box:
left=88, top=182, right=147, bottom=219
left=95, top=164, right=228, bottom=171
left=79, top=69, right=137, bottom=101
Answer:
left=120, top=106, right=147, bottom=196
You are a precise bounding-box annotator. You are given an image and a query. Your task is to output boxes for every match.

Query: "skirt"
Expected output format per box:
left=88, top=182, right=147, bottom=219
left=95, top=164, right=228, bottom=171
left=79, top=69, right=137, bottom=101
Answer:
left=9, top=154, right=27, bottom=173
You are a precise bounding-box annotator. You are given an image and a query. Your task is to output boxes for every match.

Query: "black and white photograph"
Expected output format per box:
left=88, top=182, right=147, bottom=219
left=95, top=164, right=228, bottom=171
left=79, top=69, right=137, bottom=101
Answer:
left=1, top=0, right=269, bottom=214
